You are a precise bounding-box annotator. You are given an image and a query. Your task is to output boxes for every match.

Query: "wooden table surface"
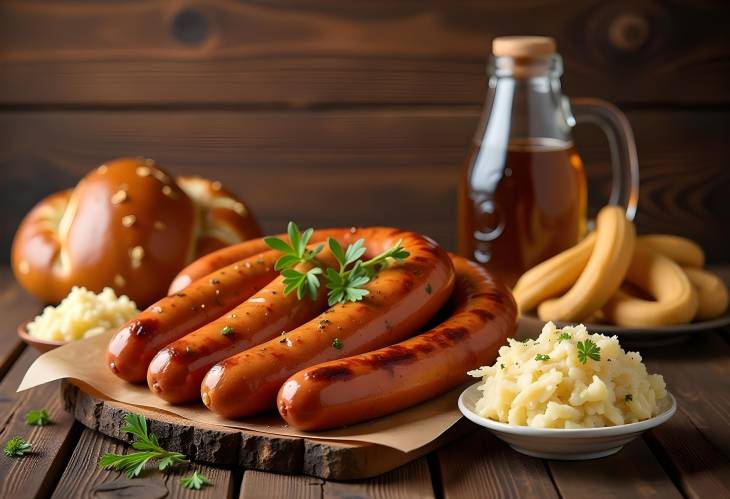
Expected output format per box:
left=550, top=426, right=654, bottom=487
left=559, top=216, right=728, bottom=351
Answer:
left=1, top=266, right=729, bottom=499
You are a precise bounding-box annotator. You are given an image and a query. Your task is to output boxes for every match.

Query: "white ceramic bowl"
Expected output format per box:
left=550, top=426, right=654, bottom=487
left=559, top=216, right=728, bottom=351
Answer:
left=458, top=382, right=676, bottom=460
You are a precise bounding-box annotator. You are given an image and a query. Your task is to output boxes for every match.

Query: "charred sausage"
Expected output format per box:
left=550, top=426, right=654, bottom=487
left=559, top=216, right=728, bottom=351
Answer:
left=277, top=256, right=517, bottom=430
left=200, top=229, right=455, bottom=418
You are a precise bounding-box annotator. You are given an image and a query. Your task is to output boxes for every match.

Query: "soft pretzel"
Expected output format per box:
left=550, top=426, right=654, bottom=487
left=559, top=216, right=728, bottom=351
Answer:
left=602, top=243, right=698, bottom=327
left=512, top=232, right=595, bottom=313
left=12, top=158, right=260, bottom=306
left=638, top=234, right=705, bottom=268
left=682, top=267, right=729, bottom=320
left=537, top=206, right=635, bottom=322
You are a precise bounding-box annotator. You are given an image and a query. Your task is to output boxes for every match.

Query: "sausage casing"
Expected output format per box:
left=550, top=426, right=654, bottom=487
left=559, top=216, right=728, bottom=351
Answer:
left=200, top=229, right=455, bottom=418
left=277, top=256, right=517, bottom=430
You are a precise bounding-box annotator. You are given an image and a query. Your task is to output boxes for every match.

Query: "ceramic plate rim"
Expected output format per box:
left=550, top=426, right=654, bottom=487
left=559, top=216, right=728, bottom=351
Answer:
left=458, top=381, right=677, bottom=438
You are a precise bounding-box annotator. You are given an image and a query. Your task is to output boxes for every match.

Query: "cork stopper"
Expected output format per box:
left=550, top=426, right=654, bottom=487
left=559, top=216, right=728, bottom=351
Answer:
left=492, top=36, right=556, bottom=58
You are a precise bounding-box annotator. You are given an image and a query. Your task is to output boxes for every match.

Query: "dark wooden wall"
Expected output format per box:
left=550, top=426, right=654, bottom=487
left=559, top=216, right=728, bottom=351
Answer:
left=1, top=0, right=729, bottom=262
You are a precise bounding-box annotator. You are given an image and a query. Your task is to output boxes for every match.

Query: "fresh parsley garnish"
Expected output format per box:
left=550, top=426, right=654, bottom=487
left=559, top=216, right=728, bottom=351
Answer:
left=4, top=436, right=31, bottom=457
left=577, top=339, right=601, bottom=364
left=557, top=332, right=572, bottom=342
left=180, top=471, right=211, bottom=490
left=25, top=408, right=51, bottom=426
left=220, top=326, right=233, bottom=336
left=534, top=354, right=550, bottom=361
left=99, top=413, right=188, bottom=478
left=332, top=338, right=344, bottom=350
left=625, top=394, right=633, bottom=402
left=265, top=222, right=409, bottom=306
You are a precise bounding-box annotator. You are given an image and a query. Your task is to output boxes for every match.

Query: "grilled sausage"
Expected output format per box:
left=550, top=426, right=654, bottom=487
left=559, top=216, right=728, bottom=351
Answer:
left=147, top=251, right=339, bottom=404
left=107, top=249, right=281, bottom=382
left=277, top=256, right=517, bottom=430
left=200, top=229, right=455, bottom=418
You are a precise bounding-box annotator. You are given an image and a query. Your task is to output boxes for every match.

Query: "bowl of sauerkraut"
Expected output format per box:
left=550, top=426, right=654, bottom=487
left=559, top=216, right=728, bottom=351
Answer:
left=458, top=322, right=676, bottom=460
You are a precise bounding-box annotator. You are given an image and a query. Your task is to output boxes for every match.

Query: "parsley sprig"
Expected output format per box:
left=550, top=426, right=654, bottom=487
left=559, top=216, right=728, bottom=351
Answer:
left=4, top=436, right=32, bottom=457
left=265, top=222, right=410, bottom=306
left=25, top=408, right=51, bottom=426
left=577, top=339, right=601, bottom=364
left=99, top=414, right=188, bottom=478
left=180, top=471, right=212, bottom=490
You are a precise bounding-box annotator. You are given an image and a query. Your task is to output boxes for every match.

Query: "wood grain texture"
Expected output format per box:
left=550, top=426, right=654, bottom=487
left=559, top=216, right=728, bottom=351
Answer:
left=240, top=471, right=323, bottom=499
left=322, top=458, right=435, bottom=499
left=51, top=428, right=234, bottom=499
left=1, top=108, right=728, bottom=263
left=436, top=430, right=559, bottom=499
left=0, top=268, right=38, bottom=380
left=0, top=348, right=77, bottom=499
left=644, top=408, right=730, bottom=499
left=643, top=333, right=730, bottom=460
left=548, top=438, right=682, bottom=499
left=0, top=0, right=728, bottom=105
left=62, top=380, right=467, bottom=480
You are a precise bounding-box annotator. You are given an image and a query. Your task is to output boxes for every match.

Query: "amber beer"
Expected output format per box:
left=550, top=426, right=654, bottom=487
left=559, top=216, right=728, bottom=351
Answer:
left=458, top=138, right=587, bottom=287
left=458, top=36, right=638, bottom=287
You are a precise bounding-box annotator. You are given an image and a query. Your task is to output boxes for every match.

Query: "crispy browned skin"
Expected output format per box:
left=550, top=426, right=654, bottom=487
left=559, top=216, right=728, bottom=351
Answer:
left=106, top=250, right=280, bottom=382
left=168, top=229, right=347, bottom=294
left=147, top=251, right=339, bottom=404
left=200, top=229, right=456, bottom=419
left=277, top=255, right=517, bottom=430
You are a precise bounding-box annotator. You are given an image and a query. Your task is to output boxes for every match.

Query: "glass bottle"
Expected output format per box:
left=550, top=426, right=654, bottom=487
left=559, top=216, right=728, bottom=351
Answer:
left=458, top=36, right=638, bottom=287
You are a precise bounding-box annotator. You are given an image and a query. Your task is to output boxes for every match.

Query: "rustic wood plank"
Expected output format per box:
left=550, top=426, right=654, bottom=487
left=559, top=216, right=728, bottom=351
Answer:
left=0, top=348, right=77, bottom=499
left=548, top=438, right=682, bottom=499
left=321, top=458, right=434, bottom=499
left=436, top=430, right=559, bottom=499
left=51, top=427, right=234, bottom=499
left=644, top=407, right=730, bottom=499
left=239, top=471, right=323, bottom=499
left=0, top=1, right=727, bottom=105
left=2, top=109, right=728, bottom=263
left=643, top=333, right=730, bottom=460
left=0, top=267, right=38, bottom=380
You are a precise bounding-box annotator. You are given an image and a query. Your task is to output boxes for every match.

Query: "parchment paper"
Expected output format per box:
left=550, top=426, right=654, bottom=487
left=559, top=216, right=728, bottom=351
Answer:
left=18, top=330, right=464, bottom=453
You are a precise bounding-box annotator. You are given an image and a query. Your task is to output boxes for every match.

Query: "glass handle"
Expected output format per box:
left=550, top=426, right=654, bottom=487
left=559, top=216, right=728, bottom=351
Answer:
left=568, top=97, right=639, bottom=221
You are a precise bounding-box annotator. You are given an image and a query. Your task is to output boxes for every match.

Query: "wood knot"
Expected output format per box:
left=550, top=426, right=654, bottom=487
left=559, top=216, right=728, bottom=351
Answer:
left=608, top=13, right=651, bottom=52
left=171, top=8, right=209, bottom=45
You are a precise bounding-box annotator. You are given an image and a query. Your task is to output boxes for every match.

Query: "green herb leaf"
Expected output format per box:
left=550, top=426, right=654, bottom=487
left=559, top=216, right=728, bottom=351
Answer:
left=535, top=354, right=550, bottom=361
left=332, top=338, right=344, bottom=350
left=221, top=326, right=234, bottom=336
left=180, top=471, right=212, bottom=490
left=25, top=408, right=51, bottom=426
left=99, top=413, right=188, bottom=478
left=577, top=339, right=601, bottom=364
left=328, top=238, right=346, bottom=268
left=557, top=332, right=572, bottom=342
left=4, top=436, right=32, bottom=457
left=344, top=238, right=367, bottom=266
left=263, top=236, right=293, bottom=254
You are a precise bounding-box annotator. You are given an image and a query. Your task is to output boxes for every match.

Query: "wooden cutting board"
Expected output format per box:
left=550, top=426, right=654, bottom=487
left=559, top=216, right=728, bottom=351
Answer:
left=61, top=379, right=471, bottom=480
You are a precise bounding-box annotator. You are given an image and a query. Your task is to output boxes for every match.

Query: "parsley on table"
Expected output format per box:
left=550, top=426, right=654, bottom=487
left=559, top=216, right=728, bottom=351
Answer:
left=577, top=339, right=601, bottom=364
left=180, top=471, right=211, bottom=490
left=25, top=408, right=51, bottom=426
left=98, top=413, right=188, bottom=478
left=4, top=436, right=32, bottom=457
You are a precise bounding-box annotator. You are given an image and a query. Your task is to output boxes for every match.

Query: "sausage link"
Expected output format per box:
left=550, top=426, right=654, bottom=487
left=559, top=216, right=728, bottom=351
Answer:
left=200, top=229, right=455, bottom=418
left=169, top=229, right=349, bottom=294
left=106, top=249, right=280, bottom=382
left=277, top=256, right=516, bottom=430
left=147, top=248, right=340, bottom=404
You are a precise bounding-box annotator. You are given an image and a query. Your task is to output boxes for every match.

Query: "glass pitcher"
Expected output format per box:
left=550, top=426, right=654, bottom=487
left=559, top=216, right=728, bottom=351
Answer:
left=457, top=36, right=639, bottom=287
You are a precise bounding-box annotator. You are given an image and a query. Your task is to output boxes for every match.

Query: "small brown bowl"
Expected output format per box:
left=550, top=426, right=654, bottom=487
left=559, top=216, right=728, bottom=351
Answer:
left=17, top=321, right=67, bottom=353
